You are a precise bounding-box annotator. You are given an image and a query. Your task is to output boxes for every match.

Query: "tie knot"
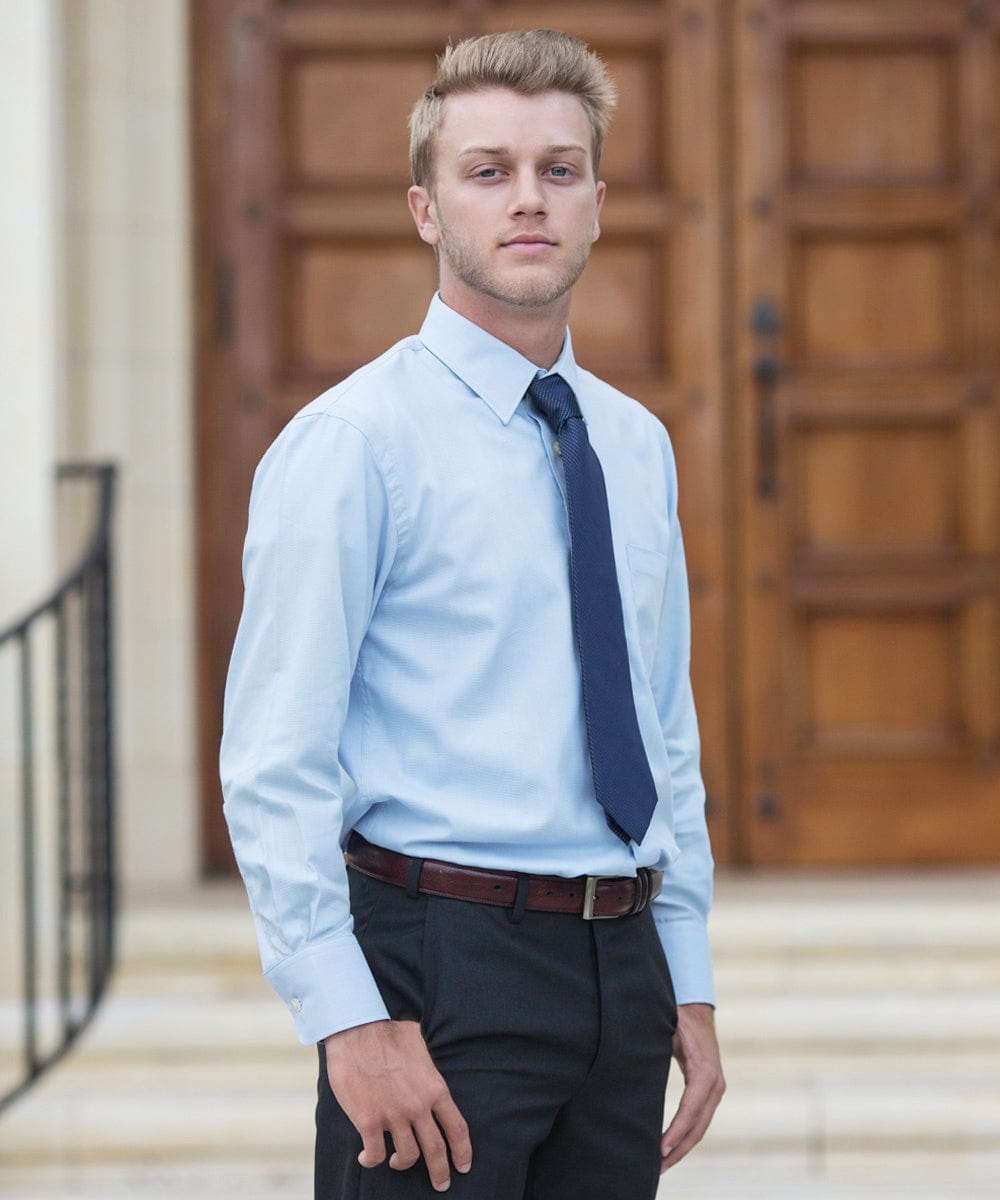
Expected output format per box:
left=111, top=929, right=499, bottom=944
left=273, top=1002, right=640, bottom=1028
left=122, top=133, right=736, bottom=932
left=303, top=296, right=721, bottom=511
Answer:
left=528, top=374, right=580, bottom=433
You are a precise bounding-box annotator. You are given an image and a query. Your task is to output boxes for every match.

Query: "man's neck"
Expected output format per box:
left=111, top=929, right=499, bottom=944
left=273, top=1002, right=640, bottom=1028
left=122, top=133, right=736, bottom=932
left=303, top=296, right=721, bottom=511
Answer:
left=438, top=285, right=570, bottom=370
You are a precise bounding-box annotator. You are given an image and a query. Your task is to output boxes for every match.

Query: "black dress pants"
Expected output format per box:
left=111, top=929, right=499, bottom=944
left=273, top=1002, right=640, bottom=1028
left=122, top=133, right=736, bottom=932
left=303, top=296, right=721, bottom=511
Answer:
left=315, top=868, right=677, bottom=1200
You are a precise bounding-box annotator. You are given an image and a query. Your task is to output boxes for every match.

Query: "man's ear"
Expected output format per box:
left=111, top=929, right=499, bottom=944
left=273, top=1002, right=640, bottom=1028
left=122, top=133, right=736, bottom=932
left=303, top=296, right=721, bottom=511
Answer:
left=592, top=180, right=607, bottom=243
left=408, top=186, right=440, bottom=246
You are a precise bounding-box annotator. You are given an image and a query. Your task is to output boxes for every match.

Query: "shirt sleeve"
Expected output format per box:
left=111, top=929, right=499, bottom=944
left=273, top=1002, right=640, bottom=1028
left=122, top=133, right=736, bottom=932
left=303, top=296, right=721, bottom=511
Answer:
left=219, top=411, right=399, bottom=1045
left=648, top=429, right=716, bottom=1007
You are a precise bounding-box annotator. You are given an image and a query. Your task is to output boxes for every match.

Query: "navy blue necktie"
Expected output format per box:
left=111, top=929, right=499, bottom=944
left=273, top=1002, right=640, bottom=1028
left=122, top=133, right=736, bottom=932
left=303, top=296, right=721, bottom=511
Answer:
left=528, top=374, right=658, bottom=845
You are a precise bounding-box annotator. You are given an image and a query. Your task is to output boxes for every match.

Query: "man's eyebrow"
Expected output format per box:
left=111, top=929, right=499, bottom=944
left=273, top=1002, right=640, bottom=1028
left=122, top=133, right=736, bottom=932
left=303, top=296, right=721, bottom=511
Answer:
left=458, top=146, right=508, bottom=158
left=457, top=143, right=589, bottom=158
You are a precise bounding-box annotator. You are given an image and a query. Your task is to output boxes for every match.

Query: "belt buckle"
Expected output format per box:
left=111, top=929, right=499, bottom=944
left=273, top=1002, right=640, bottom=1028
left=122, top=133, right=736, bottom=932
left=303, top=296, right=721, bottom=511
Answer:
left=582, top=875, right=616, bottom=920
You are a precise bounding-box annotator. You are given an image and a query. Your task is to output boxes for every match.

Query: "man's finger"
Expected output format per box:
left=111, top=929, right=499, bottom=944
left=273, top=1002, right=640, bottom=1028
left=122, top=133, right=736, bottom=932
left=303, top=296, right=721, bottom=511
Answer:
left=660, top=1073, right=725, bottom=1171
left=434, top=1094, right=473, bottom=1173
left=662, top=1074, right=710, bottom=1144
left=387, top=1125, right=421, bottom=1172
left=356, top=1123, right=389, bottom=1169
left=413, top=1115, right=452, bottom=1191
left=660, top=1097, right=700, bottom=1165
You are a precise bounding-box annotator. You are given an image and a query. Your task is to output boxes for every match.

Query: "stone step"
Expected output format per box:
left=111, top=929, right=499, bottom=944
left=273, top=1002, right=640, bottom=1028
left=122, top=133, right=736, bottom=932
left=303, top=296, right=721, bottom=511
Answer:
left=720, top=990, right=1000, bottom=1052
left=115, top=949, right=999, bottom=991
left=716, top=948, right=998, bottom=987
left=7, top=983, right=995, bottom=1060
left=2, top=1153, right=1000, bottom=1200
left=2, top=1049, right=997, bottom=1167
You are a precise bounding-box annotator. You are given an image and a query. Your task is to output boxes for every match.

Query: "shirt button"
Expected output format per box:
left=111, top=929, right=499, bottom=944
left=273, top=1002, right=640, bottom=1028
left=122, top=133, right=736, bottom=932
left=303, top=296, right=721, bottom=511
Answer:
left=290, top=996, right=302, bottom=1013
left=554, top=440, right=561, bottom=456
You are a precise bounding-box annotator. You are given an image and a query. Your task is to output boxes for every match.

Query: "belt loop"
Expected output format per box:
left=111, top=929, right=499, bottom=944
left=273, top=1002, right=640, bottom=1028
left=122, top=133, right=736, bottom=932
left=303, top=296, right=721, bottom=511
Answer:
left=508, top=874, right=530, bottom=924
left=406, top=856, right=424, bottom=899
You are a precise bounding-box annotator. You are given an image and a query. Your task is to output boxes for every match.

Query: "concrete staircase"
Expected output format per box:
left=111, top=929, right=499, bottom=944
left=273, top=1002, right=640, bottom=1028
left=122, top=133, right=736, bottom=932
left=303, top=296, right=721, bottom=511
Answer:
left=0, top=872, right=997, bottom=1199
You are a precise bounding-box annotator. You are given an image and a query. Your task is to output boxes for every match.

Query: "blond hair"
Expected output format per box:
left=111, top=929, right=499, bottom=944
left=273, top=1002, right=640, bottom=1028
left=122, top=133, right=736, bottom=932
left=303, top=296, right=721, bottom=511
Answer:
left=409, top=29, right=617, bottom=187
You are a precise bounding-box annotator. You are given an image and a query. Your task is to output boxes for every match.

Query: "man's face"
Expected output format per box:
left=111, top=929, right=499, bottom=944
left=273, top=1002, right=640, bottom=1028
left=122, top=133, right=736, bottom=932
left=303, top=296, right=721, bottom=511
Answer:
left=409, top=88, right=606, bottom=316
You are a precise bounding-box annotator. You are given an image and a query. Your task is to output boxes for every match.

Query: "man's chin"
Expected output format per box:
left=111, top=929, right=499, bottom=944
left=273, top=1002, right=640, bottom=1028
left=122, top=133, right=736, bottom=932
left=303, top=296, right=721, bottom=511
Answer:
left=485, top=272, right=579, bottom=311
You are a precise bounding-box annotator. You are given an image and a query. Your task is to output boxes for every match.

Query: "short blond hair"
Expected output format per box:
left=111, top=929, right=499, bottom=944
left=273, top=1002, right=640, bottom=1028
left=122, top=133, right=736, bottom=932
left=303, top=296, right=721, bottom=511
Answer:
left=409, top=29, right=617, bottom=187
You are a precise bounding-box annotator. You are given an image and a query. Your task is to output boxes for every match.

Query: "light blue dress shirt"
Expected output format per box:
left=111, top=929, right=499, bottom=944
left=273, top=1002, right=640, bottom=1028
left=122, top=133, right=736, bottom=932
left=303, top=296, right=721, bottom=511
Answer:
left=221, top=294, right=715, bottom=1045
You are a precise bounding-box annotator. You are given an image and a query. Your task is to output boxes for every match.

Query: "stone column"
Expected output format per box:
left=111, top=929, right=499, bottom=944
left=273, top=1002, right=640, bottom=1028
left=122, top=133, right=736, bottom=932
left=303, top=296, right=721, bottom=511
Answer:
left=61, top=0, right=197, bottom=894
left=0, top=0, right=63, bottom=1009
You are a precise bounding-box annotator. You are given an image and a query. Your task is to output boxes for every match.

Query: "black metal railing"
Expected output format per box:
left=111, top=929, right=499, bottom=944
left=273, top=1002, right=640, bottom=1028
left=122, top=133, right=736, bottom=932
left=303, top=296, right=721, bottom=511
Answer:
left=0, top=463, right=117, bottom=1115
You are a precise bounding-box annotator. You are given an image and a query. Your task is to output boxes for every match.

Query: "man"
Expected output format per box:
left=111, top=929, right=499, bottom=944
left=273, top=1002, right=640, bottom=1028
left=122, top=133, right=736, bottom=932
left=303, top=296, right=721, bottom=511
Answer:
left=221, top=28, right=724, bottom=1200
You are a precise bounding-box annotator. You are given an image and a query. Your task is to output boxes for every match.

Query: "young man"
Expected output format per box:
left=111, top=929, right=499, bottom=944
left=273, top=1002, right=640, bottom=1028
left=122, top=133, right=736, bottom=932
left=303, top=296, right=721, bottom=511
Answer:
left=221, top=29, right=724, bottom=1200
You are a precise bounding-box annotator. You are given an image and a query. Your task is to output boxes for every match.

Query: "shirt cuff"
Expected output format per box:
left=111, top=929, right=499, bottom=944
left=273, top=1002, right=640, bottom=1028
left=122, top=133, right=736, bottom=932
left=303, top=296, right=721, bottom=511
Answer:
left=653, top=912, right=716, bottom=1008
left=264, top=930, right=390, bottom=1045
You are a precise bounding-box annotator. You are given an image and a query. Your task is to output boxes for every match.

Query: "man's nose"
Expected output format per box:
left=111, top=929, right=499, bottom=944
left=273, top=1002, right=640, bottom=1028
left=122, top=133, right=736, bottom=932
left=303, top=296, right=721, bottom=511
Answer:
left=509, top=170, right=547, bottom=216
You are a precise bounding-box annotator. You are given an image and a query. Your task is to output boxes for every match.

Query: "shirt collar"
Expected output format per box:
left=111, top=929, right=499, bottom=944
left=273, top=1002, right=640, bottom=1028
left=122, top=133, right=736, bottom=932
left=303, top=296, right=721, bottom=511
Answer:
left=418, top=293, right=581, bottom=425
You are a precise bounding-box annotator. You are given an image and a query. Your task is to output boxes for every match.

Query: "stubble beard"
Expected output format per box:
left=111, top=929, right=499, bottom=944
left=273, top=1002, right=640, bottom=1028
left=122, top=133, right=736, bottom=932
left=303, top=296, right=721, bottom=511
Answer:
left=435, top=212, right=593, bottom=311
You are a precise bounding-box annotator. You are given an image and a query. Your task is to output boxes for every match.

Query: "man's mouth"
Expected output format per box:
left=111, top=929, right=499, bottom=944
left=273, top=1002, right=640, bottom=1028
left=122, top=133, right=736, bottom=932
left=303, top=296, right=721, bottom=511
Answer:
left=501, top=235, right=556, bottom=254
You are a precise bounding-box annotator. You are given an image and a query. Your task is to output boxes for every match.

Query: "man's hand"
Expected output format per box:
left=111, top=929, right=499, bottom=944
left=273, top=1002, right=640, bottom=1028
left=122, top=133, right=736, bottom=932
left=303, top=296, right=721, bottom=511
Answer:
left=323, top=1019, right=472, bottom=1193
left=660, top=1002, right=725, bottom=1172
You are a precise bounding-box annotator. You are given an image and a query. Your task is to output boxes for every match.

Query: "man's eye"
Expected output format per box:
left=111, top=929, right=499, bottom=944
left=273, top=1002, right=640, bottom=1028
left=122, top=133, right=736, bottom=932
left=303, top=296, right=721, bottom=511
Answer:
left=549, top=166, right=572, bottom=178
left=476, top=168, right=499, bottom=179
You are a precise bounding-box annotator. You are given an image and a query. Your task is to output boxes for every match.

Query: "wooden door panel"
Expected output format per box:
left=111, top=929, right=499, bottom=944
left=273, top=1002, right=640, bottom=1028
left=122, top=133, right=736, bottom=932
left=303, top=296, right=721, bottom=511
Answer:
left=285, top=56, right=436, bottom=186
left=735, top=0, right=1000, bottom=864
left=801, top=612, right=958, bottom=748
left=793, top=425, right=958, bottom=553
left=195, top=0, right=730, bottom=870
left=788, top=43, right=958, bottom=183
left=793, top=234, right=959, bottom=367
left=284, top=241, right=438, bottom=371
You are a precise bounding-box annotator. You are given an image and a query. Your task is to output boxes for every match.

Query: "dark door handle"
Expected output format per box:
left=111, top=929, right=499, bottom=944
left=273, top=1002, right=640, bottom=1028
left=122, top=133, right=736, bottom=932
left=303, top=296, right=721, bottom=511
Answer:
left=750, top=298, right=782, bottom=500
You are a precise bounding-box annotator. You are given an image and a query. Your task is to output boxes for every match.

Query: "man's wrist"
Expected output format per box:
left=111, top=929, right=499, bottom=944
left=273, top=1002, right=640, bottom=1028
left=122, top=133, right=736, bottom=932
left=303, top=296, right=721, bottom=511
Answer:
left=320, top=1017, right=390, bottom=1050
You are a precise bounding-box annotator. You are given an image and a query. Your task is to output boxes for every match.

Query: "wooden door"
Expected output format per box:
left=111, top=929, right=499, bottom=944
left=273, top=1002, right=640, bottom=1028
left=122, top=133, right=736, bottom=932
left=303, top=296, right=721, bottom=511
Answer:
left=195, top=0, right=998, bottom=871
left=193, top=1, right=729, bottom=872
left=733, top=0, right=1000, bottom=863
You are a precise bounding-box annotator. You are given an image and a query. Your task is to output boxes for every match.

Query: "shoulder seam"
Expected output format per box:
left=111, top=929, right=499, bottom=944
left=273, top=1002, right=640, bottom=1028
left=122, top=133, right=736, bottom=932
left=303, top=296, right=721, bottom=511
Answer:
left=311, top=410, right=412, bottom=557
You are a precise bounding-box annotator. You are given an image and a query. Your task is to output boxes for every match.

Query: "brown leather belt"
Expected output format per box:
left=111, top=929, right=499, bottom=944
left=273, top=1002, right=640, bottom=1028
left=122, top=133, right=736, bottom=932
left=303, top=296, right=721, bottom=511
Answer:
left=346, top=834, right=662, bottom=920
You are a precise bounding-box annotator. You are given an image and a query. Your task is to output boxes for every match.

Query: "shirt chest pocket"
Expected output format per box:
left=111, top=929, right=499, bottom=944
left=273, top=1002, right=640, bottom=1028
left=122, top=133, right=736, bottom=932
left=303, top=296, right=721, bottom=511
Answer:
left=626, top=544, right=670, bottom=673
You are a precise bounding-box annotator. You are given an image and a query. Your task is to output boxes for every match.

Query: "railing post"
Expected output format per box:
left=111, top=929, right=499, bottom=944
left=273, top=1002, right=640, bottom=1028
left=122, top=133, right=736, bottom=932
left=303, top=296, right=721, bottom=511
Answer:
left=0, top=463, right=117, bottom=1116
left=55, top=596, right=72, bottom=1037
left=18, top=629, right=38, bottom=1085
